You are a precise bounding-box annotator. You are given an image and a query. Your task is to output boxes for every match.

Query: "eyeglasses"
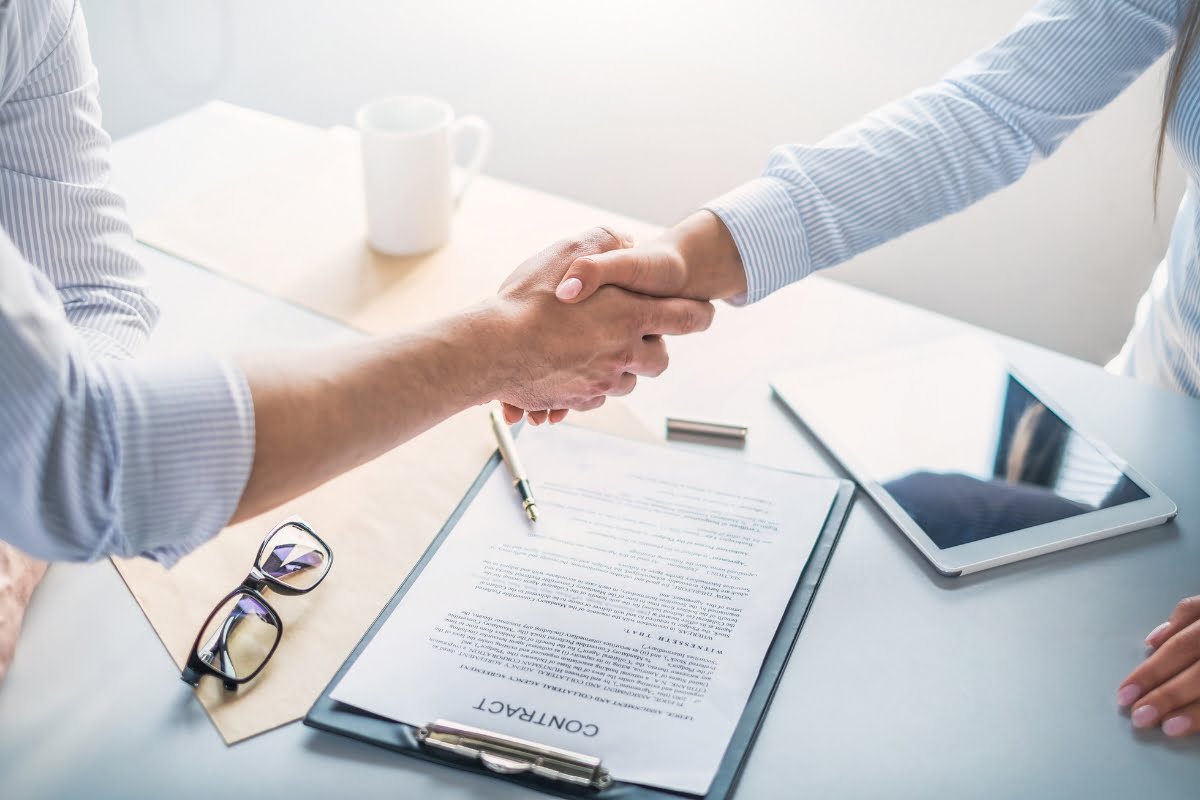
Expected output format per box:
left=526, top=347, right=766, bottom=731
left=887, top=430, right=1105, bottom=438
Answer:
left=181, top=518, right=332, bottom=691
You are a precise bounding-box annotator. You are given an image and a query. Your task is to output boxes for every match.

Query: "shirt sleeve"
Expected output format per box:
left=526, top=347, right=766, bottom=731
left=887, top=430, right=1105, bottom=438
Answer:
left=706, top=0, right=1181, bottom=303
left=0, top=231, right=256, bottom=565
left=0, top=1, right=256, bottom=565
left=0, top=0, right=157, bottom=359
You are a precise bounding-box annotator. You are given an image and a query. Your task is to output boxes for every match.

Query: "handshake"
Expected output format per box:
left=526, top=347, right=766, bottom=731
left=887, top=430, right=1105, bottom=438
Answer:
left=479, top=213, right=747, bottom=424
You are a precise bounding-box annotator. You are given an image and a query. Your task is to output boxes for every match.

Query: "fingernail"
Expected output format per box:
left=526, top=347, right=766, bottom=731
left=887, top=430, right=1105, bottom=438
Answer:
left=1146, top=622, right=1171, bottom=645
left=1132, top=705, right=1159, bottom=729
left=1117, top=684, right=1142, bottom=707
left=556, top=277, right=583, bottom=300
left=1163, top=715, right=1191, bottom=737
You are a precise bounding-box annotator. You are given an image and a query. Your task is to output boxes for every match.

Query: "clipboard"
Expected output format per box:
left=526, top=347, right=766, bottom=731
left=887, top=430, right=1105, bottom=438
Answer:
left=305, top=448, right=856, bottom=799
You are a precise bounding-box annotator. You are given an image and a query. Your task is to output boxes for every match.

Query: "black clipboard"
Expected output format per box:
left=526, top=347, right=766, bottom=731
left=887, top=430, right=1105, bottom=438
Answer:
left=305, top=445, right=855, bottom=800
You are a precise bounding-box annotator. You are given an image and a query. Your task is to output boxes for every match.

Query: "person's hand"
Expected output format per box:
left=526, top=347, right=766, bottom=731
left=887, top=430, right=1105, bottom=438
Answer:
left=552, top=210, right=748, bottom=306
left=0, top=542, right=47, bottom=684
left=501, top=213, right=744, bottom=425
left=1117, top=595, right=1200, bottom=737
left=486, top=227, right=715, bottom=419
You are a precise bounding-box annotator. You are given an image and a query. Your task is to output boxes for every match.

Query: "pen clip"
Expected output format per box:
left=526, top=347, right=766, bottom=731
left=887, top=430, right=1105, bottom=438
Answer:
left=416, top=719, right=612, bottom=790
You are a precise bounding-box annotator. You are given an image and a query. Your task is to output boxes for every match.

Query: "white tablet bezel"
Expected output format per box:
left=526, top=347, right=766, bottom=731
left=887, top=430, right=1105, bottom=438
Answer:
left=771, top=340, right=1177, bottom=576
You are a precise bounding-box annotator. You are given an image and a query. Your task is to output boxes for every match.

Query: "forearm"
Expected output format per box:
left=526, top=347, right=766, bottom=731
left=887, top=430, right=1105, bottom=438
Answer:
left=706, top=0, right=1176, bottom=303
left=233, top=304, right=505, bottom=521
left=3, top=226, right=705, bottom=564
left=704, top=84, right=1044, bottom=305
left=2, top=295, right=504, bottom=561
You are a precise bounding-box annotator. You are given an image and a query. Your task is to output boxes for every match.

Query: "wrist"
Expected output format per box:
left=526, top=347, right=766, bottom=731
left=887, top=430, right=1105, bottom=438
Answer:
left=665, top=210, right=747, bottom=301
left=445, top=300, right=522, bottom=406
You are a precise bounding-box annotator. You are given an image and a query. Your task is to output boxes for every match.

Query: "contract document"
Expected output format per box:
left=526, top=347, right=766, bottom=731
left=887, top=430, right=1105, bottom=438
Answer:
left=331, top=424, right=841, bottom=795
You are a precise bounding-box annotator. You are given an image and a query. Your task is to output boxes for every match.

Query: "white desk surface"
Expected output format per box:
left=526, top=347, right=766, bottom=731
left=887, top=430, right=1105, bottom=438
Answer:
left=2, top=103, right=1199, bottom=798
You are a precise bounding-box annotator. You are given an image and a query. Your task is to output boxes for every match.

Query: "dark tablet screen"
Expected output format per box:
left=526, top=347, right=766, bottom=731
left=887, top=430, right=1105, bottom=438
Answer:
left=798, top=342, right=1147, bottom=549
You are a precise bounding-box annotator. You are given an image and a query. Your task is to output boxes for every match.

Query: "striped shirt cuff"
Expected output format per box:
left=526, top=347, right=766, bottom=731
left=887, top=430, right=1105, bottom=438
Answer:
left=705, top=176, right=812, bottom=305
left=93, top=354, right=255, bottom=567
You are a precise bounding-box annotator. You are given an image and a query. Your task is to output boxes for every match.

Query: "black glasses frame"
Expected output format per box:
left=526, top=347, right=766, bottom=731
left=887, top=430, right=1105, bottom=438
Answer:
left=181, top=519, right=333, bottom=691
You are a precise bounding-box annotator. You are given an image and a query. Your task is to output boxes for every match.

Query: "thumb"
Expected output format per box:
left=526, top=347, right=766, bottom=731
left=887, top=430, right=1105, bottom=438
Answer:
left=555, top=246, right=685, bottom=304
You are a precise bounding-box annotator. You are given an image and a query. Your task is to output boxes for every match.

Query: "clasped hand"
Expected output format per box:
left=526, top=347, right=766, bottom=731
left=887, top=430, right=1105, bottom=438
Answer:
left=488, top=226, right=713, bottom=422
left=497, top=212, right=745, bottom=424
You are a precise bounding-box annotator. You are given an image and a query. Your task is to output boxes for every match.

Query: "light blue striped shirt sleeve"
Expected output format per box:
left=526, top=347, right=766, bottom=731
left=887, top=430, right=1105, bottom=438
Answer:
left=0, top=0, right=255, bottom=565
left=707, top=0, right=1181, bottom=304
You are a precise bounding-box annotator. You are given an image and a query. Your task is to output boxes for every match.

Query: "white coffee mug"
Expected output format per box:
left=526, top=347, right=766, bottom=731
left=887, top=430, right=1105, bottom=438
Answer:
left=356, top=95, right=491, bottom=255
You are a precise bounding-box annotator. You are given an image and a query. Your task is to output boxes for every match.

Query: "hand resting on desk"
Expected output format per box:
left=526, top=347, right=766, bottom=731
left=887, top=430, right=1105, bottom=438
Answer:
left=1119, top=595, right=1200, bottom=738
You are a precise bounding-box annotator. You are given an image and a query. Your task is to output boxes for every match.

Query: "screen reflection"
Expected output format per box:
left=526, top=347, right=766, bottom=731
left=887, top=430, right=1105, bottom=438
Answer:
left=882, top=376, right=1146, bottom=549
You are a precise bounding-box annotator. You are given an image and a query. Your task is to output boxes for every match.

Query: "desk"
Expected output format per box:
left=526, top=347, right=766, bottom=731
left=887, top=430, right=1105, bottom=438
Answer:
left=2, top=104, right=1199, bottom=798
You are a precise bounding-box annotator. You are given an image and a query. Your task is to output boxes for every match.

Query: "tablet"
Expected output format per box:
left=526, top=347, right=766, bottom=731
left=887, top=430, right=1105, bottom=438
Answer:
left=771, top=337, right=1176, bottom=576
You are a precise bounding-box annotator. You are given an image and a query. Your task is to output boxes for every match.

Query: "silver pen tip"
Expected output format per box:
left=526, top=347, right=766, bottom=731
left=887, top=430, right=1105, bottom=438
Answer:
left=526, top=504, right=539, bottom=522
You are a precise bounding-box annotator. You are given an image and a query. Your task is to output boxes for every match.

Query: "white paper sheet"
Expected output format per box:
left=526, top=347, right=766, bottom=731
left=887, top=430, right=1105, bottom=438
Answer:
left=331, top=425, right=840, bottom=794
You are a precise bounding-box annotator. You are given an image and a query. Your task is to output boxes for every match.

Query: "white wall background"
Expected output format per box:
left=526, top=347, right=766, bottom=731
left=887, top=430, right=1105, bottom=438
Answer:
left=81, top=0, right=1187, bottom=364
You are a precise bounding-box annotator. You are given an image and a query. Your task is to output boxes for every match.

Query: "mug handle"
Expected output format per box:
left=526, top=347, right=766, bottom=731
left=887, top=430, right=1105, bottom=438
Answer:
left=450, top=115, right=491, bottom=207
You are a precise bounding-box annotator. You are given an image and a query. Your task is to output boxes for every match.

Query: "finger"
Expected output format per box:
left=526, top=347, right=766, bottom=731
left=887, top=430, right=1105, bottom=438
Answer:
left=636, top=296, right=716, bottom=336
left=548, top=409, right=570, bottom=424
left=595, top=226, right=636, bottom=249
left=1120, top=618, right=1200, bottom=708
left=606, top=373, right=638, bottom=398
left=629, top=336, right=669, bottom=378
left=1159, top=699, right=1200, bottom=738
left=570, top=396, right=607, bottom=412
left=1146, top=595, right=1200, bottom=648
left=528, top=410, right=549, bottom=425
left=1129, top=659, right=1200, bottom=730
left=571, top=225, right=632, bottom=259
left=502, top=403, right=525, bottom=425
left=557, top=247, right=684, bottom=303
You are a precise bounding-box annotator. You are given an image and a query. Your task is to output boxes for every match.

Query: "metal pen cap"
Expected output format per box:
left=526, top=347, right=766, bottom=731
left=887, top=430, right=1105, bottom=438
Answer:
left=665, top=417, right=749, bottom=448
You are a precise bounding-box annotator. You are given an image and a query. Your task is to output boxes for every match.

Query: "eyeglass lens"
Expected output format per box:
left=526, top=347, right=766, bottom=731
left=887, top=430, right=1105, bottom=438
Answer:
left=258, top=522, right=330, bottom=591
left=195, top=591, right=281, bottom=681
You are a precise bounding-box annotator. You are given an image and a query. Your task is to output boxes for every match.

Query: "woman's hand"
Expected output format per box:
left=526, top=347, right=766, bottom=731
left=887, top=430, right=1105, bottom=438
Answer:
left=1118, top=595, right=1200, bottom=737
left=554, top=210, right=747, bottom=305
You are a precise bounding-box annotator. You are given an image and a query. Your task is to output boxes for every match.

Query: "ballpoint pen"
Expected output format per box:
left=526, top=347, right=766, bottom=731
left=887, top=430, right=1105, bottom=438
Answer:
left=489, top=408, right=539, bottom=522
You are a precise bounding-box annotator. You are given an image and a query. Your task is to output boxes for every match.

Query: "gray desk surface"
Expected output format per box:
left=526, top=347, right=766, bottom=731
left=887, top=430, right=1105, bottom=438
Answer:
left=2, top=107, right=1199, bottom=798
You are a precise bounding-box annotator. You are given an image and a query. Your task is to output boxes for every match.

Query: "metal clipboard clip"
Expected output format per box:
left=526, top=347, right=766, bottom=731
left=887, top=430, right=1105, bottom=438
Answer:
left=416, top=719, right=613, bottom=790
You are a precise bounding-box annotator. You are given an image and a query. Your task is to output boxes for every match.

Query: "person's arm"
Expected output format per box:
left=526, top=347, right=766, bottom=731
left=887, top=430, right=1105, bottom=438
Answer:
left=0, top=0, right=155, bottom=681
left=0, top=226, right=713, bottom=564
left=234, top=229, right=713, bottom=521
left=553, top=0, right=1180, bottom=305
